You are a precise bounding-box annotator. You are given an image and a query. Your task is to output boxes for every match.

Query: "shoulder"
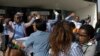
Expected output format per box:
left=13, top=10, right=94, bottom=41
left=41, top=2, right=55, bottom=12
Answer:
left=71, top=42, right=81, bottom=49
left=29, top=31, right=50, bottom=37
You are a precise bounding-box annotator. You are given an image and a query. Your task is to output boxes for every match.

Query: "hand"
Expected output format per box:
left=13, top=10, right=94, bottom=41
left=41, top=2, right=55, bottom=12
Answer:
left=70, top=12, right=75, bottom=17
left=35, top=14, right=40, bottom=19
left=53, top=10, right=59, bottom=16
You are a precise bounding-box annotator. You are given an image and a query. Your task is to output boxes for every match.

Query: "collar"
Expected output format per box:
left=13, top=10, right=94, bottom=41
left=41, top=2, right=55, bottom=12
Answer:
left=13, top=22, right=22, bottom=25
left=83, top=40, right=95, bottom=47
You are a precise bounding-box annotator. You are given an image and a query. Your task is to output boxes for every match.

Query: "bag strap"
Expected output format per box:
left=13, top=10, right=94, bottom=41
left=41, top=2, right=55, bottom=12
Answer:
left=83, top=45, right=90, bottom=54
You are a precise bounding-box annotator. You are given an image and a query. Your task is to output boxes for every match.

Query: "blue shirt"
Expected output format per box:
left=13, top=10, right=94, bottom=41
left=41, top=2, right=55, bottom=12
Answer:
left=13, top=23, right=25, bottom=39
left=23, top=30, right=50, bottom=56
left=3, top=24, right=9, bottom=35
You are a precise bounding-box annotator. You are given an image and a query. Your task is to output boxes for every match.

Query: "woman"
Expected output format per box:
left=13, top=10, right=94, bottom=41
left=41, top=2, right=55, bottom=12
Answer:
left=49, top=21, right=83, bottom=56
left=78, top=24, right=96, bottom=56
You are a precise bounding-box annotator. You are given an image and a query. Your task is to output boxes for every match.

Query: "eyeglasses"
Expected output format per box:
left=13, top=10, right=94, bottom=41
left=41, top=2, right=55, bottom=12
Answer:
left=77, top=33, right=89, bottom=37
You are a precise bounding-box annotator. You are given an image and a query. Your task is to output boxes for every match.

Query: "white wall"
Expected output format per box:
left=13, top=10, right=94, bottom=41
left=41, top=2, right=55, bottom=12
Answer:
left=97, top=0, right=100, bottom=19
left=98, top=0, right=100, bottom=12
left=75, top=3, right=97, bottom=28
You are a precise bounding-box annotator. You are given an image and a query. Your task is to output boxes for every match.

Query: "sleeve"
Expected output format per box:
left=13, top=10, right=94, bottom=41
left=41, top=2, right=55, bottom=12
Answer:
left=70, top=44, right=83, bottom=56
left=23, top=34, right=34, bottom=47
left=65, top=16, right=72, bottom=21
left=24, top=18, right=35, bottom=28
left=48, top=14, right=58, bottom=24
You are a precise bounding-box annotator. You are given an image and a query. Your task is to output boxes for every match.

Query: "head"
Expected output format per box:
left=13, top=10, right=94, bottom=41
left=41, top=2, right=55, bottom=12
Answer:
left=16, top=12, right=23, bottom=17
left=50, top=21, right=73, bottom=56
left=85, top=16, right=91, bottom=24
left=69, top=22, right=75, bottom=33
left=74, top=16, right=80, bottom=22
left=33, top=19, right=46, bottom=31
left=78, top=24, right=95, bottom=44
left=80, top=20, right=85, bottom=25
left=4, top=18, right=11, bottom=24
left=27, top=15, right=32, bottom=22
left=30, top=11, right=40, bottom=19
left=14, top=14, right=22, bottom=23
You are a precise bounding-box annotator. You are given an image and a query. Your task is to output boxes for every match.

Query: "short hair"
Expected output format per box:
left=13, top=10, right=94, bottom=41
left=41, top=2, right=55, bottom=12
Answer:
left=30, top=11, right=39, bottom=16
left=80, top=24, right=95, bottom=39
left=34, top=19, right=46, bottom=31
left=69, top=22, right=75, bottom=29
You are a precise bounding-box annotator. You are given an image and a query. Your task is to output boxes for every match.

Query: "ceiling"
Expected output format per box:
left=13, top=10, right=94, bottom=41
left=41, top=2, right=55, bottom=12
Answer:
left=0, top=0, right=96, bottom=11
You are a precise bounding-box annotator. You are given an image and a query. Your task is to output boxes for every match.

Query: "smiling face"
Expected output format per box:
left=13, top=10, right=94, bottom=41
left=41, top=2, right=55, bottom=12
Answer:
left=78, top=29, right=90, bottom=44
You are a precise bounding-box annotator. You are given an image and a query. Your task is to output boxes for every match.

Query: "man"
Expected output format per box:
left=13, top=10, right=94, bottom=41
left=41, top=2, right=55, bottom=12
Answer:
left=9, top=12, right=36, bottom=39
left=13, top=19, right=50, bottom=56
left=65, top=12, right=82, bottom=29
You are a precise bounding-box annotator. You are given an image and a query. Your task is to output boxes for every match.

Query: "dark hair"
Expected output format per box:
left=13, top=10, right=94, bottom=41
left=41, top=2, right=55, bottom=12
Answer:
left=95, top=19, right=100, bottom=30
left=34, top=19, right=46, bottom=31
left=0, top=24, right=4, bottom=33
left=80, top=24, right=95, bottom=39
left=50, top=20, right=73, bottom=56
left=80, top=20, right=85, bottom=25
left=69, top=22, right=75, bottom=30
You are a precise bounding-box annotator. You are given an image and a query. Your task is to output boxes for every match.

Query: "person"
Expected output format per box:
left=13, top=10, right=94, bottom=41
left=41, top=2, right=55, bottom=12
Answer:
left=65, top=12, right=75, bottom=21
left=78, top=24, right=96, bottom=56
left=95, top=19, right=100, bottom=54
left=85, top=15, right=91, bottom=25
left=25, top=11, right=40, bottom=36
left=5, top=47, right=25, bottom=56
left=12, top=19, right=50, bottom=56
left=8, top=12, right=36, bottom=39
left=3, top=18, right=11, bottom=35
left=0, top=20, right=4, bottom=46
left=46, top=10, right=59, bottom=32
left=0, top=14, right=5, bottom=24
left=65, top=12, right=82, bottom=33
left=49, top=20, right=83, bottom=56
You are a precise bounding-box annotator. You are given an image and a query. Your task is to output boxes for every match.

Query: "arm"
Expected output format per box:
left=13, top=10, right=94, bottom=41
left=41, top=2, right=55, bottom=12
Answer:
left=65, top=16, right=72, bottom=21
left=12, top=34, right=34, bottom=48
left=48, top=10, right=59, bottom=24
left=65, top=12, right=75, bottom=21
left=24, top=18, right=35, bottom=28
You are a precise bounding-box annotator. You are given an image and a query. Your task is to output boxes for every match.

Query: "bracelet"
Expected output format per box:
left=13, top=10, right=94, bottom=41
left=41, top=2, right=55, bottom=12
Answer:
left=14, top=41, right=17, bottom=44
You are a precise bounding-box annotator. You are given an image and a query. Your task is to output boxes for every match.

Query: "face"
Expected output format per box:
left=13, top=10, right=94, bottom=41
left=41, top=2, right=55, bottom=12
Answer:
left=78, top=29, right=90, bottom=44
left=14, top=15, right=22, bottom=23
left=75, top=16, right=79, bottom=22
left=27, top=15, right=32, bottom=21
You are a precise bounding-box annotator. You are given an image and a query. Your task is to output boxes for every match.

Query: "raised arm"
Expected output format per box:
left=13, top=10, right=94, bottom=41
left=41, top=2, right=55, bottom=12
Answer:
left=48, top=10, right=59, bottom=24
left=24, top=17, right=35, bottom=28
left=65, top=12, right=75, bottom=21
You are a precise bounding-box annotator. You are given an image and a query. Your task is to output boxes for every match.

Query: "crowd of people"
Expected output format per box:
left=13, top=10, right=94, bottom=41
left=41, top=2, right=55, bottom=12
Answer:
left=0, top=10, right=100, bottom=56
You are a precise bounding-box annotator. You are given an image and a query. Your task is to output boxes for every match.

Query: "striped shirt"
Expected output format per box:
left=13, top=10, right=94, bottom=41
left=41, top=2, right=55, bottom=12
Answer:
left=69, top=42, right=83, bottom=56
left=50, top=42, right=83, bottom=56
